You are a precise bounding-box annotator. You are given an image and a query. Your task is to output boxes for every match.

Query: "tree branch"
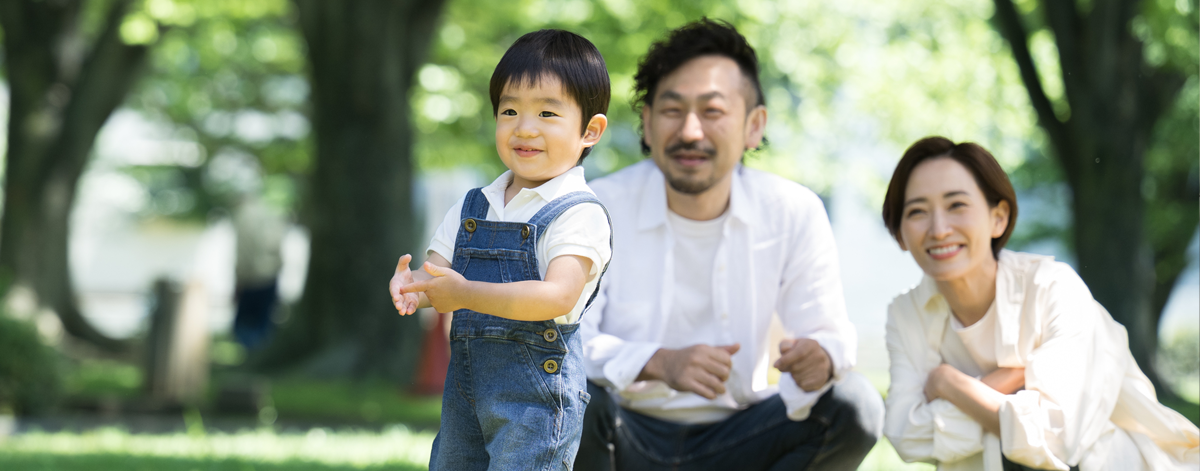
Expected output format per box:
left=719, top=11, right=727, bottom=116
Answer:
left=993, top=0, right=1073, bottom=170
left=49, top=0, right=150, bottom=182
left=1041, top=0, right=1085, bottom=100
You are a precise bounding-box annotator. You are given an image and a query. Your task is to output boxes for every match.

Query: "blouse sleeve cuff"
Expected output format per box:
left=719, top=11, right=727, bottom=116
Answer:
left=999, top=390, right=1070, bottom=470
left=928, top=399, right=986, bottom=462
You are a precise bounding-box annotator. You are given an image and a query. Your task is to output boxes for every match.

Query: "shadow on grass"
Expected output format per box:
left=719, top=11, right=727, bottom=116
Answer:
left=0, top=453, right=427, bottom=471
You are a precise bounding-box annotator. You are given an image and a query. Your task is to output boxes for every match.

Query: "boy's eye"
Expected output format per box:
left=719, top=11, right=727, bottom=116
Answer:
left=500, top=109, right=517, bottom=116
left=539, top=111, right=558, bottom=118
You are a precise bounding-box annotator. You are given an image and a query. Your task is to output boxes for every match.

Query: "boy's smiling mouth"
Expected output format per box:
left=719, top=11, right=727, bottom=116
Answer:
left=513, top=145, right=543, bottom=158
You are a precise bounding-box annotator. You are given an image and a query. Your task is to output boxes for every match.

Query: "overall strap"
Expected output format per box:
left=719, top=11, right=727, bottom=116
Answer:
left=525, top=191, right=613, bottom=313
left=459, top=188, right=491, bottom=221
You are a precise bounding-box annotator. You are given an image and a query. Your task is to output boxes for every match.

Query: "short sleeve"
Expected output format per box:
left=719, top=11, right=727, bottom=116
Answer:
left=427, top=194, right=468, bottom=262
left=540, top=201, right=611, bottom=280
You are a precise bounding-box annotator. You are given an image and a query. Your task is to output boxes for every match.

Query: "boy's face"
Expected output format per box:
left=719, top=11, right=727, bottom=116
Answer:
left=495, top=75, right=600, bottom=189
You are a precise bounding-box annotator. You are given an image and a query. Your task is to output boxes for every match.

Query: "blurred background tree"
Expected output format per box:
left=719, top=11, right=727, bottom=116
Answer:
left=0, top=0, right=155, bottom=352
left=991, top=0, right=1199, bottom=401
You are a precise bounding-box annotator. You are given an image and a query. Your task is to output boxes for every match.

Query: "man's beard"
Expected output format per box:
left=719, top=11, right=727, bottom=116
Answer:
left=662, top=141, right=720, bottom=195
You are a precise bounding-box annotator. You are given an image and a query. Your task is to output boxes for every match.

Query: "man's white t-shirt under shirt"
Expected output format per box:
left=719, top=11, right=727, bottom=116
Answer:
left=630, top=209, right=739, bottom=424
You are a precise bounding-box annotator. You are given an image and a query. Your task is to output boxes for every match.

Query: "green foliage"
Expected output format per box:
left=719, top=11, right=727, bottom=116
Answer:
left=0, top=316, right=63, bottom=415
left=62, top=359, right=142, bottom=400
left=415, top=0, right=1040, bottom=201
left=120, top=0, right=308, bottom=220
left=268, top=378, right=441, bottom=428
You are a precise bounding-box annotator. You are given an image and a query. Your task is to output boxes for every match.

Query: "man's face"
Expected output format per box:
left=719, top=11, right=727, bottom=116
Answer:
left=642, top=55, right=765, bottom=196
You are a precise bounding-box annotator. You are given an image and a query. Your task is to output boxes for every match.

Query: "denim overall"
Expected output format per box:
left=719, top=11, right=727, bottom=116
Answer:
left=429, top=188, right=610, bottom=471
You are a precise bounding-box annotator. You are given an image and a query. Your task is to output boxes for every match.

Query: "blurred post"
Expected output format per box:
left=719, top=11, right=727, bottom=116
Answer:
left=145, top=278, right=210, bottom=406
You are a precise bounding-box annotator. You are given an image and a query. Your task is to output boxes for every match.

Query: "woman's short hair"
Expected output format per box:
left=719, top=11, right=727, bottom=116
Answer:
left=881, top=136, right=1018, bottom=258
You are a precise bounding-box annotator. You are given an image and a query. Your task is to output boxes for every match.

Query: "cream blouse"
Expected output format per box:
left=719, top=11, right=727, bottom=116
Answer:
left=884, top=250, right=1199, bottom=470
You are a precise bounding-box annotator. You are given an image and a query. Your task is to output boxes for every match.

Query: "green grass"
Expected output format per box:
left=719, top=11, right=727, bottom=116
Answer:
left=0, top=427, right=431, bottom=471
left=0, top=426, right=934, bottom=471
left=269, top=378, right=442, bottom=427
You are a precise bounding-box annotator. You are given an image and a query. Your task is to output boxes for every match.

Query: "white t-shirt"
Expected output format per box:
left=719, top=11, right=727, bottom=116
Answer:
left=951, top=302, right=999, bottom=374
left=635, top=209, right=737, bottom=423
left=427, top=166, right=612, bottom=324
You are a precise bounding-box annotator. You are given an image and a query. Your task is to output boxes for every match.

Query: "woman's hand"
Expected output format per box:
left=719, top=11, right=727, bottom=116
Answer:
left=924, top=363, right=959, bottom=402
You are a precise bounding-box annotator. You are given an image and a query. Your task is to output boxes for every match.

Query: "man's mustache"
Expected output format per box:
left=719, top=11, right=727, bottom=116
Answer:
left=665, top=141, right=717, bottom=157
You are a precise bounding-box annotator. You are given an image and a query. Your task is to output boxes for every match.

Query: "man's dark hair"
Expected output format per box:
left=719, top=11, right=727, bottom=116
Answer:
left=634, top=18, right=765, bottom=154
left=489, top=29, right=611, bottom=160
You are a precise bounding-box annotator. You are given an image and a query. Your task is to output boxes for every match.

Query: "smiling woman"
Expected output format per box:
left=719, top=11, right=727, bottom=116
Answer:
left=878, top=137, right=1199, bottom=471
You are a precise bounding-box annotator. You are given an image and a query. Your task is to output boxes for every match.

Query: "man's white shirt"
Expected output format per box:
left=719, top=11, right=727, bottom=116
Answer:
left=582, top=160, right=857, bottom=423
left=426, top=166, right=612, bottom=324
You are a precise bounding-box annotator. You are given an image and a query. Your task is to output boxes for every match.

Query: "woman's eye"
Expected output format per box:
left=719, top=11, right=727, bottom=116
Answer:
left=949, top=201, right=967, bottom=210
left=905, top=208, right=925, bottom=218
left=500, top=109, right=517, bottom=116
left=539, top=111, right=558, bottom=118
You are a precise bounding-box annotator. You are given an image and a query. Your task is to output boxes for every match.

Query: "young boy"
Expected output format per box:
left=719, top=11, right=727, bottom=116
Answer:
left=388, top=29, right=612, bottom=470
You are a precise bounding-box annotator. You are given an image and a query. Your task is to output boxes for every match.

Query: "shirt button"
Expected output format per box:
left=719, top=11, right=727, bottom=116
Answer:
left=721, top=312, right=729, bottom=320
left=718, top=264, right=726, bottom=272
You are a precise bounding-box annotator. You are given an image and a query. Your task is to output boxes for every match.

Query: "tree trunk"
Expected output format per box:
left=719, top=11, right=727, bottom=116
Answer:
left=256, top=0, right=447, bottom=382
left=0, top=0, right=150, bottom=352
left=992, top=0, right=1189, bottom=400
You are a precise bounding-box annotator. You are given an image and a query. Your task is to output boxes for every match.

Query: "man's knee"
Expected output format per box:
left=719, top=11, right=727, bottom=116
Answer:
left=826, top=372, right=885, bottom=452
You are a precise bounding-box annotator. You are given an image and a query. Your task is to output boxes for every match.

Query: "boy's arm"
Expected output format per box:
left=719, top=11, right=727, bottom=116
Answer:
left=389, top=252, right=451, bottom=314
left=402, top=254, right=592, bottom=321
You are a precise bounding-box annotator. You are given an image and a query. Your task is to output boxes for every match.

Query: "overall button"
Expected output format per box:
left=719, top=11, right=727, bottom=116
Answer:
left=520, top=225, right=531, bottom=239
left=542, top=359, right=559, bottom=374
left=542, top=329, right=558, bottom=343
left=464, top=219, right=477, bottom=232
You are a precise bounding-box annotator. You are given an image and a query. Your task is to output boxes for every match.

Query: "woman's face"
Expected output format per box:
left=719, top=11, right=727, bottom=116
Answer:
left=898, top=157, right=1010, bottom=282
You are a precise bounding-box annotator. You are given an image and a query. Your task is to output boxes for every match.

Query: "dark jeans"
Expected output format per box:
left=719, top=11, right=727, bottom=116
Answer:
left=575, top=372, right=884, bottom=471
left=233, top=279, right=277, bottom=350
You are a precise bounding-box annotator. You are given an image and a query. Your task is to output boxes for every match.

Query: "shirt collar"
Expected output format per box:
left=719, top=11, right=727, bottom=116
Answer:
left=635, top=162, right=757, bottom=231
left=914, top=249, right=1043, bottom=367
left=482, top=166, right=589, bottom=211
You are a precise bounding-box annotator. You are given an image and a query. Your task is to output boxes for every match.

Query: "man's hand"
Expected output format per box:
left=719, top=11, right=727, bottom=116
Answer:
left=774, top=338, right=832, bottom=392
left=389, top=254, right=421, bottom=315
left=640, top=344, right=740, bottom=400
left=402, top=262, right=470, bottom=313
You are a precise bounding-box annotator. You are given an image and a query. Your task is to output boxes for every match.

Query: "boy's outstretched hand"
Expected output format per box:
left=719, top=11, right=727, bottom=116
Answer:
left=389, top=254, right=421, bottom=315
left=402, top=262, right=469, bottom=314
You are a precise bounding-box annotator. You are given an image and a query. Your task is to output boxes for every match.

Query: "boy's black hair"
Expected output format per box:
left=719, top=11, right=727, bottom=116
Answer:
left=489, top=29, right=611, bottom=160
left=633, top=18, right=765, bottom=155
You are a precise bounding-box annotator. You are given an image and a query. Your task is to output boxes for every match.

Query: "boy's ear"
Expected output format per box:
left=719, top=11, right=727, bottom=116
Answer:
left=582, top=114, right=608, bottom=148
